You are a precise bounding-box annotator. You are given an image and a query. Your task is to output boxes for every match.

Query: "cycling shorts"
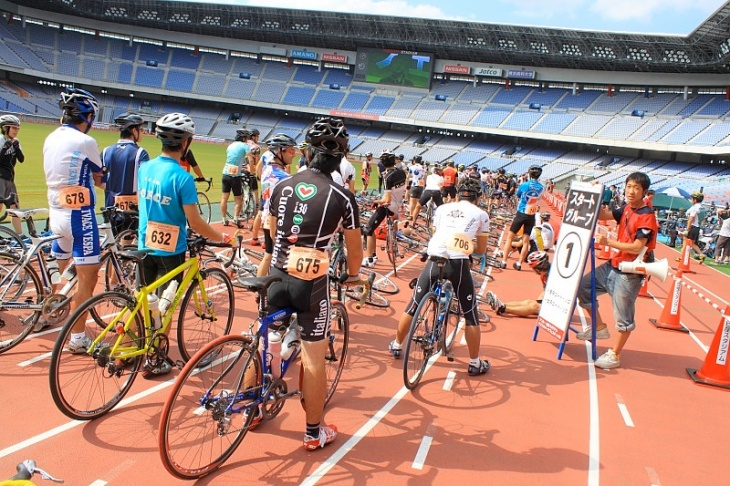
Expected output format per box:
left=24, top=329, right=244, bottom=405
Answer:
left=50, top=207, right=101, bottom=265
left=267, top=267, right=330, bottom=342
left=409, top=186, right=424, bottom=199
left=419, top=189, right=443, bottom=207
left=222, top=175, right=243, bottom=196
left=509, top=211, right=536, bottom=237
left=364, top=206, right=394, bottom=236
left=441, top=186, right=456, bottom=199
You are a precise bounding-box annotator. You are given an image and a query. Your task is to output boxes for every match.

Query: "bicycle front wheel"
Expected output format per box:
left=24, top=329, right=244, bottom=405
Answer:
left=370, top=271, right=399, bottom=294
left=159, top=334, right=262, bottom=480
left=0, top=226, right=26, bottom=257
left=0, top=253, right=42, bottom=355
left=177, top=267, right=235, bottom=362
left=403, top=292, right=437, bottom=390
left=324, top=301, right=349, bottom=407
left=49, top=291, right=144, bottom=420
left=197, top=191, right=212, bottom=224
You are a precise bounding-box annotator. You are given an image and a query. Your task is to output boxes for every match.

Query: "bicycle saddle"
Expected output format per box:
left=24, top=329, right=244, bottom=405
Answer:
left=6, top=208, right=49, bottom=220
left=119, top=249, right=155, bottom=262
left=238, top=275, right=282, bottom=292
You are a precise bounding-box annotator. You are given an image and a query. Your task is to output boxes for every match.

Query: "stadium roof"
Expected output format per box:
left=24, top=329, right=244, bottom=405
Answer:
left=5, top=0, right=730, bottom=74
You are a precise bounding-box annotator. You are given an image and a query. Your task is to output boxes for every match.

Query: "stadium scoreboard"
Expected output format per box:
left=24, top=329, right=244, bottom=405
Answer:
left=354, top=48, right=434, bottom=89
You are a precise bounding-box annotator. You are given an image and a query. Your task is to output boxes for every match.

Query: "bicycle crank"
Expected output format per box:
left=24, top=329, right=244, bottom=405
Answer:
left=41, top=293, right=71, bottom=325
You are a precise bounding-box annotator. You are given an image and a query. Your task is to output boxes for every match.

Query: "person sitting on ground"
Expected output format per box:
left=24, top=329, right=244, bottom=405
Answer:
left=485, top=251, right=550, bottom=318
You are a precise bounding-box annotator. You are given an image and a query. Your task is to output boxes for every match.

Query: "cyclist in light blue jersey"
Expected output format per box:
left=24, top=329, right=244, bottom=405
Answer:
left=500, top=165, right=545, bottom=271
left=220, top=128, right=252, bottom=226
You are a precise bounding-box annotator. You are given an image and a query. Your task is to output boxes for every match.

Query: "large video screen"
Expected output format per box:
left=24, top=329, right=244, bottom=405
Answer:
left=354, top=48, right=434, bottom=89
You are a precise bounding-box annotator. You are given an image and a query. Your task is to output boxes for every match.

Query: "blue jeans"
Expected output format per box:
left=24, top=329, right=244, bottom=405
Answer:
left=577, top=261, right=643, bottom=332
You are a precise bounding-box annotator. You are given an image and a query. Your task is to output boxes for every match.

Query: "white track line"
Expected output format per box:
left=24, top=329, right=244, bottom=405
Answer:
left=576, top=306, right=601, bottom=486
left=442, top=370, right=456, bottom=391
left=615, top=394, right=634, bottom=427
left=412, top=422, right=437, bottom=470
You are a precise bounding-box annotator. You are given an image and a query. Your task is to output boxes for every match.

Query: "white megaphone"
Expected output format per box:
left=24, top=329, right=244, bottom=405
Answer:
left=617, top=248, right=668, bottom=282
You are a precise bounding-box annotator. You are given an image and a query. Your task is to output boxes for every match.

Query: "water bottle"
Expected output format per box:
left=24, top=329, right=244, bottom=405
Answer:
left=158, top=280, right=179, bottom=316
left=47, top=258, right=61, bottom=285
left=268, top=328, right=283, bottom=378
left=280, top=324, right=301, bottom=360
left=147, top=294, right=161, bottom=330
left=439, top=281, right=453, bottom=318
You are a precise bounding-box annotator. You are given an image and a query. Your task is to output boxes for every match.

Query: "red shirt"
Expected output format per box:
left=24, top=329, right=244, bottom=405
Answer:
left=442, top=167, right=457, bottom=187
left=611, top=204, right=658, bottom=268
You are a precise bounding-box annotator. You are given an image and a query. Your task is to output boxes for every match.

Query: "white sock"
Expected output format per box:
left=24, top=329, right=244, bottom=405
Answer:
left=70, top=332, right=86, bottom=342
left=470, top=358, right=481, bottom=367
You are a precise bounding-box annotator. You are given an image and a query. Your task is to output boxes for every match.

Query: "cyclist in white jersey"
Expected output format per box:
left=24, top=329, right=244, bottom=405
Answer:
left=43, top=88, right=104, bottom=340
left=390, top=177, right=492, bottom=376
left=405, top=155, right=425, bottom=221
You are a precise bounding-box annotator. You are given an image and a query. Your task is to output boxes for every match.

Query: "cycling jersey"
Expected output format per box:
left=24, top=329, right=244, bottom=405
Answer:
left=339, top=157, right=356, bottom=188
left=261, top=163, right=290, bottom=230
left=427, top=200, right=490, bottom=260
left=138, top=155, right=198, bottom=256
left=383, top=168, right=407, bottom=213
left=179, top=149, right=199, bottom=172
left=102, top=139, right=150, bottom=207
left=424, top=173, right=443, bottom=191
left=408, top=163, right=426, bottom=188
left=442, top=166, right=457, bottom=187
left=222, top=141, right=250, bottom=177
left=269, top=169, right=359, bottom=271
left=516, top=179, right=545, bottom=215
left=0, top=135, right=24, bottom=181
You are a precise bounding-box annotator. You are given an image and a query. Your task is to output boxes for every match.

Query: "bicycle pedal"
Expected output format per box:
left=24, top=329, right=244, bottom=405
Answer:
left=447, top=353, right=455, bottom=362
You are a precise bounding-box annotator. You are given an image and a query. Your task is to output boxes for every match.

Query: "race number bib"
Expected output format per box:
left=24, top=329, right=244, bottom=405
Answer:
left=145, top=221, right=180, bottom=252
left=223, top=164, right=239, bottom=176
left=115, top=194, right=138, bottom=211
left=59, top=186, right=91, bottom=209
left=286, top=247, right=329, bottom=281
left=525, top=204, right=539, bottom=215
left=446, top=232, right=473, bottom=255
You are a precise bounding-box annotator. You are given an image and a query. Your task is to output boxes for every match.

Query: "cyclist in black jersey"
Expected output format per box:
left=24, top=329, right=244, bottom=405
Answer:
left=267, top=117, right=362, bottom=451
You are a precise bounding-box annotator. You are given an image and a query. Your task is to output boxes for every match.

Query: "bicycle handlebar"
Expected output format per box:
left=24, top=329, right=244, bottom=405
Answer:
left=10, top=460, right=64, bottom=483
left=195, top=177, right=213, bottom=192
left=102, top=205, right=139, bottom=218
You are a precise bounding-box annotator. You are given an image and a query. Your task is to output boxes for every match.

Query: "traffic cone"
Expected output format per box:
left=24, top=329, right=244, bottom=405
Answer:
left=649, top=269, right=688, bottom=332
left=687, top=305, right=730, bottom=390
left=597, top=243, right=611, bottom=260
left=676, top=238, right=693, bottom=273
left=638, top=276, right=651, bottom=298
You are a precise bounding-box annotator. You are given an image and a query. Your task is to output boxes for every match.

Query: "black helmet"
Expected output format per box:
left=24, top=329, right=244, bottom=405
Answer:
left=59, top=87, right=98, bottom=118
left=114, top=112, right=144, bottom=131
left=691, top=191, right=704, bottom=202
left=250, top=128, right=260, bottom=136
left=498, top=168, right=506, bottom=175
left=412, top=155, right=423, bottom=163
left=396, top=153, right=405, bottom=160
left=265, top=133, right=297, bottom=150
left=540, top=211, right=551, bottom=221
left=380, top=150, right=396, bottom=167
left=306, top=117, right=349, bottom=156
left=457, top=177, right=482, bottom=199
left=528, top=164, right=543, bottom=178
left=155, top=113, right=194, bottom=145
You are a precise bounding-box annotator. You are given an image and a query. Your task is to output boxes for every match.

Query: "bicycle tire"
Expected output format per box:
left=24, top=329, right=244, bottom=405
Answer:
left=324, top=301, right=349, bottom=407
left=370, top=271, right=399, bottom=294
left=49, top=291, right=144, bottom=420
left=441, top=301, right=459, bottom=355
left=159, top=334, right=261, bottom=480
left=345, top=286, right=390, bottom=308
left=102, top=251, right=137, bottom=293
left=385, top=225, right=398, bottom=276
left=0, top=253, right=42, bottom=355
left=196, top=191, right=212, bottom=224
left=240, top=194, right=256, bottom=229
left=0, top=226, right=26, bottom=257
left=177, top=267, right=235, bottom=362
left=114, top=228, right=138, bottom=249
left=403, top=292, right=437, bottom=390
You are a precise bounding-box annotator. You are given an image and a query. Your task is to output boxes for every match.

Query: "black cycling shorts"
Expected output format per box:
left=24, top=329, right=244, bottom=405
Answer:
left=441, top=186, right=456, bottom=199
left=419, top=189, right=444, bottom=207
left=364, top=206, right=394, bottom=236
left=222, top=175, right=243, bottom=196
left=409, top=186, right=424, bottom=199
left=510, top=211, right=536, bottom=236
left=267, top=267, right=330, bottom=342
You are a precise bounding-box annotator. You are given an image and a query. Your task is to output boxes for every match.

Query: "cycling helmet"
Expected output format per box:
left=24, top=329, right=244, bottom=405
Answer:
left=305, top=117, right=349, bottom=156
left=236, top=128, right=252, bottom=139
left=114, top=112, right=144, bottom=131
left=412, top=155, right=423, bottom=163
left=540, top=211, right=551, bottom=221
left=380, top=150, right=396, bottom=166
left=155, top=113, right=195, bottom=145
left=480, top=167, right=488, bottom=173
left=0, top=114, right=20, bottom=128
left=458, top=164, right=465, bottom=170
left=250, top=128, right=260, bottom=136
left=265, top=133, right=297, bottom=151
left=59, top=87, right=98, bottom=118
left=456, top=177, right=482, bottom=198
left=691, top=191, right=704, bottom=202
left=527, top=251, right=550, bottom=270
left=498, top=168, right=506, bottom=175
left=365, top=152, right=373, bottom=157
left=396, top=153, right=405, bottom=160
left=528, top=164, right=543, bottom=178
left=298, top=141, right=310, bottom=150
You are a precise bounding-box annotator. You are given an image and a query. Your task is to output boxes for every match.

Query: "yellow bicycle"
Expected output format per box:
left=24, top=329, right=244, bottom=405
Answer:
left=48, top=237, right=235, bottom=420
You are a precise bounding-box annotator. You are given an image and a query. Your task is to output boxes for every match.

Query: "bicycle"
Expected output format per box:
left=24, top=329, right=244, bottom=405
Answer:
left=3, top=459, right=63, bottom=485
left=48, top=236, right=235, bottom=420
left=225, top=173, right=257, bottom=229
left=382, top=213, right=404, bottom=276
left=158, top=273, right=350, bottom=480
left=0, top=210, right=137, bottom=355
left=195, top=177, right=214, bottom=224
left=403, top=256, right=460, bottom=390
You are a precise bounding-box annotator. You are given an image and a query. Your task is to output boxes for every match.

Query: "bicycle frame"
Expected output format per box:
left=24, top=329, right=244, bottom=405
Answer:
left=0, top=235, right=59, bottom=304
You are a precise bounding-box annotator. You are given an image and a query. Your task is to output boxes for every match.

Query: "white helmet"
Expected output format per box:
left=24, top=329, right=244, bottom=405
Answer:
left=155, top=113, right=194, bottom=145
left=0, top=114, right=20, bottom=128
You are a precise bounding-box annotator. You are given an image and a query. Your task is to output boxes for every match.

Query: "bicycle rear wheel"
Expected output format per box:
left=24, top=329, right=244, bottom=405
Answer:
left=49, top=291, right=144, bottom=420
left=0, top=253, right=42, bottom=355
left=159, top=334, right=262, bottom=480
left=324, top=301, right=349, bottom=407
left=441, top=303, right=459, bottom=354
left=345, top=286, right=390, bottom=308
left=403, top=292, right=437, bottom=390
left=197, top=191, right=212, bottom=224
left=102, top=251, right=137, bottom=293
left=240, top=194, right=256, bottom=230
left=0, top=226, right=26, bottom=257
left=385, top=227, right=398, bottom=276
left=370, top=271, right=399, bottom=294
left=177, top=267, right=235, bottom=362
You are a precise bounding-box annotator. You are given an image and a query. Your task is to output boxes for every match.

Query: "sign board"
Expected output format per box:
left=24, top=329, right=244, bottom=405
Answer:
left=474, top=67, right=502, bottom=77
left=537, top=181, right=603, bottom=341
left=322, top=53, right=347, bottom=63
left=507, top=69, right=536, bottom=79
left=291, top=49, right=317, bottom=60
left=444, top=64, right=470, bottom=74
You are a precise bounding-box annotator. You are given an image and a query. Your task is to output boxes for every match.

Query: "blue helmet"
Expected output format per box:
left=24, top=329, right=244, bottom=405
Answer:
left=59, top=87, right=98, bottom=118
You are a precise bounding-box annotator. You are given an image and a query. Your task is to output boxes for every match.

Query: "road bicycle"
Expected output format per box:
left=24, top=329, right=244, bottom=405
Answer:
left=3, top=459, right=63, bottom=485
left=403, top=256, right=460, bottom=390
left=224, top=173, right=257, bottom=229
left=195, top=177, right=214, bottom=224
left=382, top=213, right=405, bottom=276
left=158, top=273, right=350, bottom=479
left=0, top=209, right=137, bottom=355
left=48, top=237, right=235, bottom=420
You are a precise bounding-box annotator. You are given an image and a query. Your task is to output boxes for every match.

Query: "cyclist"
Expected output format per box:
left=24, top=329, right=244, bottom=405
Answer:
left=43, top=87, right=103, bottom=338
left=441, top=161, right=457, bottom=202
left=389, top=177, right=491, bottom=376
left=676, top=191, right=707, bottom=264
left=266, top=116, right=362, bottom=450
left=257, top=133, right=297, bottom=277
left=220, top=128, right=252, bottom=226
left=180, top=149, right=206, bottom=180
left=486, top=251, right=551, bottom=318
left=491, top=168, right=508, bottom=207
left=405, top=155, right=425, bottom=221
left=361, top=152, right=373, bottom=196
left=361, top=150, right=407, bottom=268
left=137, top=113, right=225, bottom=377
left=499, top=165, right=544, bottom=271
left=101, top=112, right=150, bottom=234
left=411, top=164, right=444, bottom=223
left=297, top=141, right=311, bottom=171
left=0, top=114, right=25, bottom=235
left=337, top=146, right=356, bottom=192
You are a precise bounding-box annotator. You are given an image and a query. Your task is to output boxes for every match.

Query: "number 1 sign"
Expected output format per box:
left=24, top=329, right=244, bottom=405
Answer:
left=536, top=181, right=603, bottom=343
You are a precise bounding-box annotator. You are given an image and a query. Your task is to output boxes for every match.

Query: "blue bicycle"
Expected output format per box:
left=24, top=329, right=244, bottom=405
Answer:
left=158, top=274, right=350, bottom=480
left=403, top=256, right=460, bottom=390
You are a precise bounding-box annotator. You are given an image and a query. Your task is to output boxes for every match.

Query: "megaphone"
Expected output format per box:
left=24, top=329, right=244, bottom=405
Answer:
left=617, top=248, right=668, bottom=282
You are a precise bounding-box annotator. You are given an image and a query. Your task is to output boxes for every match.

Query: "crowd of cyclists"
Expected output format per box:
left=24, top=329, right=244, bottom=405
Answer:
left=7, top=86, right=561, bottom=459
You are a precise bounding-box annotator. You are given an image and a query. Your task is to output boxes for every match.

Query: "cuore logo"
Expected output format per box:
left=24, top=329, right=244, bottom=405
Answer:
left=295, top=183, right=317, bottom=201
left=293, top=214, right=303, bottom=224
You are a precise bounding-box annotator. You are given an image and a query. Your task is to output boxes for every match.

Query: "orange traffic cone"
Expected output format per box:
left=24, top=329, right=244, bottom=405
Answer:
left=676, top=238, right=693, bottom=273
left=687, top=305, right=730, bottom=390
left=638, top=276, right=651, bottom=298
left=649, top=269, right=688, bottom=332
left=597, top=243, right=611, bottom=260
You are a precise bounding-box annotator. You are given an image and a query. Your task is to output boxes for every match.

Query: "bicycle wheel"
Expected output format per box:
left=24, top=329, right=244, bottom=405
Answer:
left=240, top=194, right=256, bottom=229
left=115, top=228, right=138, bottom=249
left=370, top=271, right=399, bottom=294
left=49, top=291, right=144, bottom=420
left=102, top=251, right=137, bottom=293
left=324, top=301, right=349, bottom=407
left=345, top=286, right=390, bottom=308
left=441, top=301, right=459, bottom=354
left=196, top=191, right=212, bottom=224
left=403, top=292, right=437, bottom=390
left=385, top=227, right=398, bottom=276
left=0, top=253, right=42, bottom=355
left=0, top=226, right=26, bottom=257
left=177, top=267, right=235, bottom=362
left=159, top=334, right=261, bottom=480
